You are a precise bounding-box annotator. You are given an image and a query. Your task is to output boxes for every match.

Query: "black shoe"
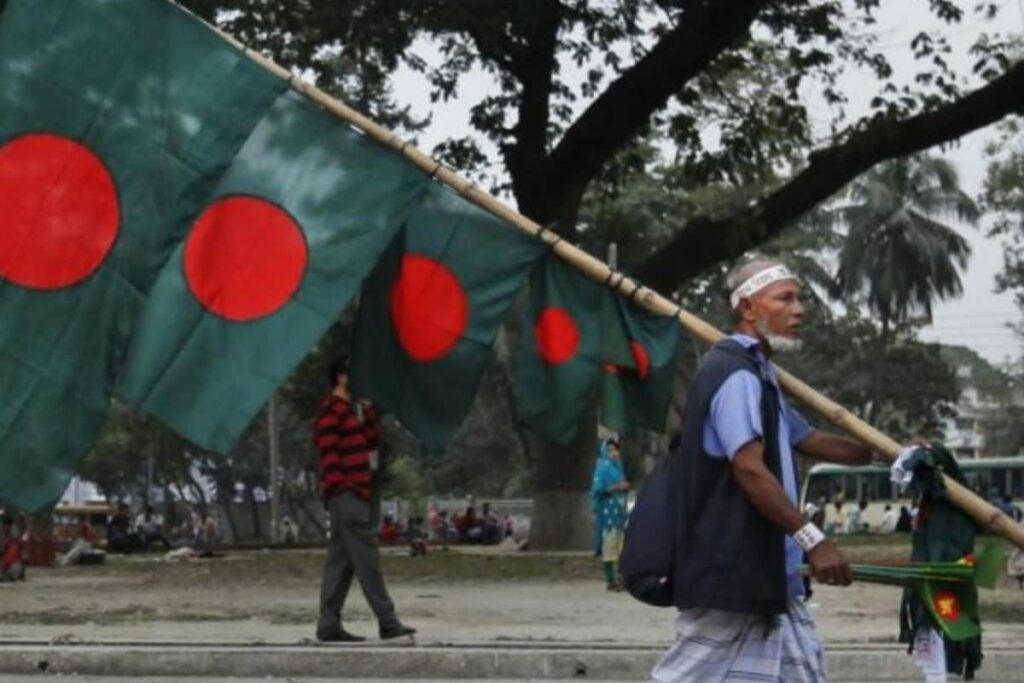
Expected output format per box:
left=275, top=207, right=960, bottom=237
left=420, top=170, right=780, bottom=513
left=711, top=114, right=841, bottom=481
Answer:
left=379, top=623, right=416, bottom=640
left=317, top=628, right=366, bottom=643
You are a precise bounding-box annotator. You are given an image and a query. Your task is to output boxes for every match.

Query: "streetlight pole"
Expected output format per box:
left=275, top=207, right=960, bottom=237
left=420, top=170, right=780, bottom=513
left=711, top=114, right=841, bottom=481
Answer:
left=268, top=393, right=280, bottom=544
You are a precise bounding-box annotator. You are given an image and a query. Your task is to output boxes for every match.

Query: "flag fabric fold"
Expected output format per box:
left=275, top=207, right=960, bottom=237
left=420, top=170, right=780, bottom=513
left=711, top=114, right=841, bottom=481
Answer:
left=0, top=0, right=286, bottom=510
left=119, top=89, right=429, bottom=453
left=519, top=256, right=679, bottom=442
left=350, top=182, right=546, bottom=448
left=518, top=255, right=610, bottom=443
left=600, top=297, right=679, bottom=434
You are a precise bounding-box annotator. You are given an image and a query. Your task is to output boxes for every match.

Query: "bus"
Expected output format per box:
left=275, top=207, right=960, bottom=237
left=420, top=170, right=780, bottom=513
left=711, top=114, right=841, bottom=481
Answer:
left=800, top=456, right=1024, bottom=531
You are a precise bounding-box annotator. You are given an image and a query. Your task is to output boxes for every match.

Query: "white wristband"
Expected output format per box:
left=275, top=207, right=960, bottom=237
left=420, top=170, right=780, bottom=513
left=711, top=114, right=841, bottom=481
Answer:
left=793, top=523, right=826, bottom=552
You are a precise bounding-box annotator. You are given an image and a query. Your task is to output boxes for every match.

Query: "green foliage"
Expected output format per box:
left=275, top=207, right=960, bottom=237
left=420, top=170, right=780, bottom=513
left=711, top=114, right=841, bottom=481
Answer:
left=178, top=0, right=1007, bottom=206
left=939, top=345, right=1013, bottom=403
left=833, top=154, right=977, bottom=331
left=80, top=400, right=200, bottom=503
left=985, top=114, right=1024, bottom=310
left=784, top=315, right=959, bottom=439
left=980, top=405, right=1024, bottom=456
left=183, top=0, right=429, bottom=136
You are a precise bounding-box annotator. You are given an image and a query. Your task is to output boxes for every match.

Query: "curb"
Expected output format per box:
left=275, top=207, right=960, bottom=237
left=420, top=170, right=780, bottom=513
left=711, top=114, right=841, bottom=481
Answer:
left=0, top=642, right=1020, bottom=680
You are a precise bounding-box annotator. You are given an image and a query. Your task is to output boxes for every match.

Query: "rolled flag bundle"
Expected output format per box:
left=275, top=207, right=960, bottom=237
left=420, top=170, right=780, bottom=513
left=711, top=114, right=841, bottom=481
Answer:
left=872, top=542, right=998, bottom=642
left=803, top=541, right=1002, bottom=642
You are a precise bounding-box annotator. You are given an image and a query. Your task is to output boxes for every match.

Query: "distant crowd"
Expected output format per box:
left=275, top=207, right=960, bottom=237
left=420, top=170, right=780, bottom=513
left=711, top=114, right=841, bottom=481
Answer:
left=804, top=491, right=1023, bottom=536
left=0, top=496, right=533, bottom=579
left=378, top=502, right=530, bottom=555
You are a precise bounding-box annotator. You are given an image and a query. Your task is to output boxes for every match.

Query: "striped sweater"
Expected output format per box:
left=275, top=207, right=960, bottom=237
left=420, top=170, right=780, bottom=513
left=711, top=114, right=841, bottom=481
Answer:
left=314, top=392, right=379, bottom=500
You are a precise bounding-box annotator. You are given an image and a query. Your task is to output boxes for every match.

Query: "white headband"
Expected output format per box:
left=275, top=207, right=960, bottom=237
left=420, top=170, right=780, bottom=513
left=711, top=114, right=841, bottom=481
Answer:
left=729, top=265, right=798, bottom=309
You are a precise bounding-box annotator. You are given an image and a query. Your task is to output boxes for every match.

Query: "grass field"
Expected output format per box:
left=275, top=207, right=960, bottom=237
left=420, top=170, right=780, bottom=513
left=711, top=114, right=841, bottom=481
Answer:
left=28, top=534, right=918, bottom=588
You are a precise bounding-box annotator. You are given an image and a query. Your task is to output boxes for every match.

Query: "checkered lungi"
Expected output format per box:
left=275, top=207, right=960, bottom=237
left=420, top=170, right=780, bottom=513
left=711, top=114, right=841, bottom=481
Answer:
left=651, top=598, right=827, bottom=682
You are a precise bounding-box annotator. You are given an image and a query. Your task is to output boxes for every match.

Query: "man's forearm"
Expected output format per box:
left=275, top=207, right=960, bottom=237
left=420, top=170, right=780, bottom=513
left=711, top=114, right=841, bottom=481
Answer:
left=799, top=432, right=872, bottom=466
left=732, top=449, right=806, bottom=536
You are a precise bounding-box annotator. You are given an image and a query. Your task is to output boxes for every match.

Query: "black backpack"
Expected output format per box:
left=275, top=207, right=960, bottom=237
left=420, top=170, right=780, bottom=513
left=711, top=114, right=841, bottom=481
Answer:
left=619, top=453, right=680, bottom=607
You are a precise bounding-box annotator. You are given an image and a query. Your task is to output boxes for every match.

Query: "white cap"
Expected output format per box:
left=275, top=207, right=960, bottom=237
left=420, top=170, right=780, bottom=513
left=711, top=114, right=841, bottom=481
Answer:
left=729, top=264, right=799, bottom=309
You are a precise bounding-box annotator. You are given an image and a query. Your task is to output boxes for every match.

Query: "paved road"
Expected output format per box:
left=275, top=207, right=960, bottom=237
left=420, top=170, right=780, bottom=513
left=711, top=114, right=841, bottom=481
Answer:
left=0, top=678, right=921, bottom=683
left=0, top=678, right=648, bottom=683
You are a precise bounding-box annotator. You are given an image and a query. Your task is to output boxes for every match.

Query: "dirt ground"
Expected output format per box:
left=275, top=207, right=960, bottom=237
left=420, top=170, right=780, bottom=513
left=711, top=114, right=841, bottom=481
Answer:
left=2, top=543, right=1023, bottom=647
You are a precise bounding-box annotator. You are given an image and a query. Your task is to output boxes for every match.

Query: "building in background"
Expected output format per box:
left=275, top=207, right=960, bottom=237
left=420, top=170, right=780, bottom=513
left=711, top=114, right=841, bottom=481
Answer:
left=940, top=345, right=1024, bottom=459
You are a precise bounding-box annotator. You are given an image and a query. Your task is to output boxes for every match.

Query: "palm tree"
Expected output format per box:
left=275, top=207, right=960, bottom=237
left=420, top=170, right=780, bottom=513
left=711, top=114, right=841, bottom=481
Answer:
left=833, top=155, right=979, bottom=335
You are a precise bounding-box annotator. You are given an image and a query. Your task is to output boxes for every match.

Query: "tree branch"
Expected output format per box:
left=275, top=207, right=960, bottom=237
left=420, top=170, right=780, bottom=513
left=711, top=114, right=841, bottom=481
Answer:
left=506, top=0, right=561, bottom=215
left=542, top=0, right=768, bottom=192
left=636, top=61, right=1024, bottom=292
left=463, top=18, right=522, bottom=78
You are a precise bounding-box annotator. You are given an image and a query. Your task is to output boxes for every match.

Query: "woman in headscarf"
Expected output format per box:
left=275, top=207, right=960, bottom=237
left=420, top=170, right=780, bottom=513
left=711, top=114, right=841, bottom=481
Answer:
left=590, top=438, right=630, bottom=590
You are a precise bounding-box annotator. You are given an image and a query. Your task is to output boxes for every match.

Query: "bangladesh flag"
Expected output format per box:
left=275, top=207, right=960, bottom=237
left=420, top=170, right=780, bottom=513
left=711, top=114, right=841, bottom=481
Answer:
left=0, top=0, right=286, bottom=510
left=600, top=297, right=679, bottom=434
left=898, top=443, right=984, bottom=677
left=919, top=577, right=980, bottom=642
left=350, top=182, right=545, bottom=448
left=119, top=89, right=428, bottom=453
left=518, top=255, right=612, bottom=443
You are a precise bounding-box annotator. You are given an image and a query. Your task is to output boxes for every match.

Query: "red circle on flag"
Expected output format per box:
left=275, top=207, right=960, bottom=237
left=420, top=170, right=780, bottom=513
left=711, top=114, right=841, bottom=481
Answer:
left=535, top=307, right=580, bottom=365
left=0, top=133, right=119, bottom=289
left=631, top=341, right=651, bottom=380
left=389, top=253, right=469, bottom=362
left=933, top=590, right=961, bottom=621
left=184, top=195, right=308, bottom=322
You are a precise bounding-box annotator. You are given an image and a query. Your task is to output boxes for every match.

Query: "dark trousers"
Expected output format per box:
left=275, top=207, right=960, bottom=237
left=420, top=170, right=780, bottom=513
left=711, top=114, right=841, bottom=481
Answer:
left=141, top=531, right=171, bottom=550
left=317, top=490, right=399, bottom=635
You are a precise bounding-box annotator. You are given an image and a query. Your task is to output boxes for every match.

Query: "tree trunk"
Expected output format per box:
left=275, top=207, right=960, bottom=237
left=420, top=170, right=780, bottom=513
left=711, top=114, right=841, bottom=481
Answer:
left=247, top=485, right=264, bottom=541
left=220, top=498, right=239, bottom=543
left=286, top=487, right=325, bottom=537
left=25, top=512, right=56, bottom=567
left=528, top=397, right=598, bottom=551
left=185, top=472, right=208, bottom=516
left=621, top=429, right=648, bottom=485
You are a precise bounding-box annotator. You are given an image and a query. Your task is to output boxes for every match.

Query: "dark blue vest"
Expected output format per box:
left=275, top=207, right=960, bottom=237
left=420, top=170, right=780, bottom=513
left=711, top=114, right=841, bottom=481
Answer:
left=672, top=338, right=788, bottom=616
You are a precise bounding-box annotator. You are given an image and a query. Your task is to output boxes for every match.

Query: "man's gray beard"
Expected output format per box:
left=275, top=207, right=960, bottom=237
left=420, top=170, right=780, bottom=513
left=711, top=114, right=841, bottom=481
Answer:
left=755, top=320, right=803, bottom=353
left=766, top=335, right=803, bottom=353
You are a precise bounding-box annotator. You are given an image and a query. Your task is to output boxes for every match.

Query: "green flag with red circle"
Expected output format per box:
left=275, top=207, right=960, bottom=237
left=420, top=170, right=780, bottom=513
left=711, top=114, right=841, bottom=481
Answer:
left=518, top=255, right=614, bottom=443
left=600, top=297, right=680, bottom=434
left=349, top=182, right=546, bottom=448
left=0, top=0, right=287, bottom=511
left=118, top=90, right=429, bottom=453
left=518, top=257, right=677, bottom=441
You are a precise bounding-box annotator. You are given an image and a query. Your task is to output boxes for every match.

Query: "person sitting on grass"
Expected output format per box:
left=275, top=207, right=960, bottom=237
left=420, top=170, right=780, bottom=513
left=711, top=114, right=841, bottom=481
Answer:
left=134, top=505, right=172, bottom=551
left=59, top=518, right=101, bottom=566
left=479, top=503, right=501, bottom=545
left=107, top=503, right=140, bottom=553
left=378, top=513, right=402, bottom=544
left=0, top=515, right=25, bottom=582
left=878, top=504, right=898, bottom=534
left=437, top=510, right=452, bottom=552
left=406, top=516, right=428, bottom=557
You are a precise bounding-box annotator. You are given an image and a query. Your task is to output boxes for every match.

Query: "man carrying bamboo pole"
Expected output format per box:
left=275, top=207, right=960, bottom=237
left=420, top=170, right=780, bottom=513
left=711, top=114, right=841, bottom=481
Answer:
left=652, top=257, right=878, bottom=682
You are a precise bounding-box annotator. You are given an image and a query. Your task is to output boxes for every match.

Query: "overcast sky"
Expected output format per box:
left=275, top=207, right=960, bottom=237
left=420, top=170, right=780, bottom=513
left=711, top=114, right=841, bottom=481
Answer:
left=388, top=1, right=1024, bottom=365
left=839, top=2, right=1024, bottom=366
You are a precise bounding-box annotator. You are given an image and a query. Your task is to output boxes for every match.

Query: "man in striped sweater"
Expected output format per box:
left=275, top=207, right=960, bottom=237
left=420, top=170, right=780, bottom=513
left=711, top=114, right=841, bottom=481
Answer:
left=315, top=355, right=415, bottom=642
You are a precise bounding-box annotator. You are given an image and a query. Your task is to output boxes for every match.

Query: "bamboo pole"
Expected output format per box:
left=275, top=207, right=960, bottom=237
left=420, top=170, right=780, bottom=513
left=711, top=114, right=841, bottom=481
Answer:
left=202, top=16, right=1024, bottom=551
